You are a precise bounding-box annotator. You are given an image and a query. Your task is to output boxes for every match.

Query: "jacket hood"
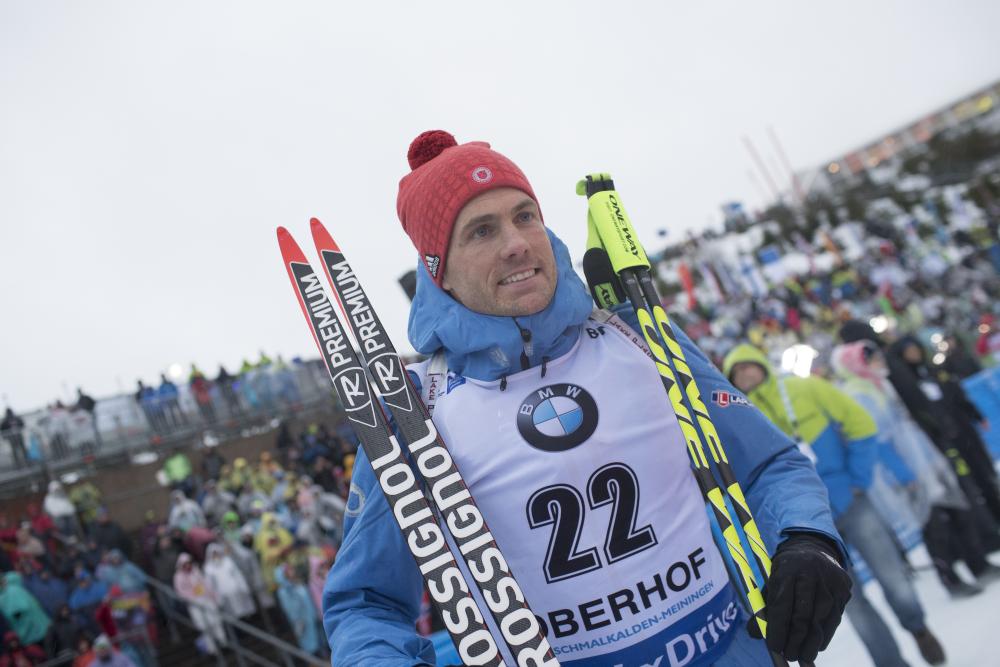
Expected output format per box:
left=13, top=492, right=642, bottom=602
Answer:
left=407, top=228, right=594, bottom=381
left=722, top=344, right=773, bottom=382
left=889, top=335, right=929, bottom=377
left=831, top=342, right=887, bottom=389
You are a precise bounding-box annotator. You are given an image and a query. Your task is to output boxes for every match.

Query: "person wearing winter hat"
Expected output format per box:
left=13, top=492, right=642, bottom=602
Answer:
left=324, top=131, right=851, bottom=666
left=724, top=342, right=947, bottom=667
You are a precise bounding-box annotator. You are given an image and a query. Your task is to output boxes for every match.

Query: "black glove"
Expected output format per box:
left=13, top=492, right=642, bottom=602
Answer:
left=747, top=533, right=852, bottom=663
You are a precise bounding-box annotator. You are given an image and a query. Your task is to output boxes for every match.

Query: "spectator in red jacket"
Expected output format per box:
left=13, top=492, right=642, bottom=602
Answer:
left=0, top=631, right=45, bottom=667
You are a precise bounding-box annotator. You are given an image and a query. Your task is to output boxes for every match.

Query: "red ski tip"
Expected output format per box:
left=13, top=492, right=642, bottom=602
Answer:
left=310, top=217, right=341, bottom=252
left=276, top=226, right=308, bottom=263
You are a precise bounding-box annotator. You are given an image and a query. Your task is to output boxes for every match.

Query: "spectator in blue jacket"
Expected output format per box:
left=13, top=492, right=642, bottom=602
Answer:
left=276, top=563, right=321, bottom=656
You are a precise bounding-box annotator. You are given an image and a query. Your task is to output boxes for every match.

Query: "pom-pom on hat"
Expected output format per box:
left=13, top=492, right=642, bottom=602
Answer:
left=397, top=130, right=538, bottom=287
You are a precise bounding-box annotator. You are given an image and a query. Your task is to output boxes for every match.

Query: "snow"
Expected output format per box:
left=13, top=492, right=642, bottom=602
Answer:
left=820, top=547, right=998, bottom=667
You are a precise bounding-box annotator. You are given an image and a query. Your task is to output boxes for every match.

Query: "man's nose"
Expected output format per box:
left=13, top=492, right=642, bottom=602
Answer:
left=500, top=221, right=531, bottom=259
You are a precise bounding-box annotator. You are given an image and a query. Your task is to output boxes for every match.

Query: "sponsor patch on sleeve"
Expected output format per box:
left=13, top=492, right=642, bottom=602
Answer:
left=711, top=390, right=751, bottom=408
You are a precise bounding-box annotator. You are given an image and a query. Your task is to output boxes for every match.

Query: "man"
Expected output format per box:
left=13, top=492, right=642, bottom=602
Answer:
left=158, top=374, right=185, bottom=429
left=0, top=407, right=27, bottom=469
left=723, top=343, right=946, bottom=667
left=324, top=131, right=851, bottom=666
left=89, top=508, right=132, bottom=559
left=74, top=388, right=101, bottom=455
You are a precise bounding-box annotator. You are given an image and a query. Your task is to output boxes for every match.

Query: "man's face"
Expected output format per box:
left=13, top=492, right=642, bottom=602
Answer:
left=731, top=362, right=767, bottom=394
left=442, top=188, right=557, bottom=317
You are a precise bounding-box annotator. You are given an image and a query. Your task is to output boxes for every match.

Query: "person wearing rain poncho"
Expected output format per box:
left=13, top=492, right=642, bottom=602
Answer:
left=295, top=480, right=345, bottom=548
left=225, top=525, right=275, bottom=609
left=172, top=553, right=226, bottom=654
left=22, top=566, right=68, bottom=619
left=0, top=572, right=51, bottom=646
left=832, top=340, right=1000, bottom=597
left=96, top=550, right=146, bottom=595
left=274, top=563, right=321, bottom=656
left=43, top=481, right=80, bottom=538
left=203, top=543, right=255, bottom=619
left=222, top=457, right=251, bottom=494
left=199, top=480, right=236, bottom=527
left=219, top=511, right=242, bottom=544
left=68, top=482, right=103, bottom=528
left=68, top=570, right=107, bottom=636
left=167, top=490, right=206, bottom=533
left=252, top=452, right=279, bottom=496
left=254, top=513, right=292, bottom=593
left=236, top=483, right=270, bottom=521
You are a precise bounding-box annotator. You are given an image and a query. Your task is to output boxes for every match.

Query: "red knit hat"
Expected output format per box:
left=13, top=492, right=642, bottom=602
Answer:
left=396, top=130, right=538, bottom=286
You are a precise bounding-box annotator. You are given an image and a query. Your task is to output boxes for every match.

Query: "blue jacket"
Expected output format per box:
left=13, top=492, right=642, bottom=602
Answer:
left=323, top=230, right=841, bottom=665
left=276, top=566, right=322, bottom=655
left=23, top=574, right=68, bottom=618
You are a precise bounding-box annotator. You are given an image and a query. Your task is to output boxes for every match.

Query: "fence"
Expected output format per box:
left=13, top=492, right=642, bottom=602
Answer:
left=0, top=360, right=336, bottom=481
left=142, top=573, right=327, bottom=667
left=34, top=609, right=159, bottom=667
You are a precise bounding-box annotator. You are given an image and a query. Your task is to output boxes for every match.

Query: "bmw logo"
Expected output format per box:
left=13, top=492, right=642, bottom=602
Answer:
left=516, top=383, right=598, bottom=452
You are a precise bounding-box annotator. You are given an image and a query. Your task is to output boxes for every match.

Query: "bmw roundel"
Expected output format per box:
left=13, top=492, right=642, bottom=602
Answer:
left=516, top=383, right=598, bottom=452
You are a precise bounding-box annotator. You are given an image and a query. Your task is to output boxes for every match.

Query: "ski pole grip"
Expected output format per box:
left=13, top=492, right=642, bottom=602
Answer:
left=576, top=173, right=650, bottom=272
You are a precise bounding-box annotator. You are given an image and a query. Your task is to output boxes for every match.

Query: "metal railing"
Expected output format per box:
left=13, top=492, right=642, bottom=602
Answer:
left=34, top=625, right=158, bottom=667
left=141, top=572, right=326, bottom=667
left=0, top=360, right=344, bottom=490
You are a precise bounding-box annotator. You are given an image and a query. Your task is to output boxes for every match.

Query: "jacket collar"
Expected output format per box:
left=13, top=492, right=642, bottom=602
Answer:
left=407, top=229, right=594, bottom=382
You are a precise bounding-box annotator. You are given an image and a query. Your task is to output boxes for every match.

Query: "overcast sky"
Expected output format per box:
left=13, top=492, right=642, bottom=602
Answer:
left=2, top=1, right=999, bottom=411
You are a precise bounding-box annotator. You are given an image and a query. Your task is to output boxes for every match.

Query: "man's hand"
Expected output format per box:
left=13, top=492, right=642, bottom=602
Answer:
left=747, top=533, right=852, bottom=663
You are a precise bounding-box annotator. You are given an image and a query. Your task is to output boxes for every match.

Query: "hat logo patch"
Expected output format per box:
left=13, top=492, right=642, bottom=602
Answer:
left=471, top=166, right=493, bottom=184
left=424, top=254, right=441, bottom=277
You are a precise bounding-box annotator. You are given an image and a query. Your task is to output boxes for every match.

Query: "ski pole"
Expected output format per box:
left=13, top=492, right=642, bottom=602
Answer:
left=577, top=175, right=804, bottom=667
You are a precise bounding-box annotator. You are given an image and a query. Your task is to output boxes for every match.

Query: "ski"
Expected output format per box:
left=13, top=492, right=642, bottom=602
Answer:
left=578, top=175, right=799, bottom=667
left=309, top=218, right=558, bottom=667
left=276, top=227, right=506, bottom=667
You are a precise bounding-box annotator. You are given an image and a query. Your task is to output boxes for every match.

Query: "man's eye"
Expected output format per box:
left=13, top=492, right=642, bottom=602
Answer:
left=517, top=211, right=535, bottom=223
left=472, top=225, right=491, bottom=239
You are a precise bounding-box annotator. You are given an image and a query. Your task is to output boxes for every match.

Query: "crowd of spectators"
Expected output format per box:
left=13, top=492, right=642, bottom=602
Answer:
left=0, top=419, right=354, bottom=664
left=1, top=353, right=324, bottom=472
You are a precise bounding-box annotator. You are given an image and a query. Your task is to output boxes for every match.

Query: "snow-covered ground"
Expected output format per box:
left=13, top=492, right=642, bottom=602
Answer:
left=820, top=547, right=997, bottom=667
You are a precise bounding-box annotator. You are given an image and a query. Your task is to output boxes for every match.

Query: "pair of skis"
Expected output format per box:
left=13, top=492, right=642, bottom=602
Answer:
left=578, top=174, right=805, bottom=667
left=277, top=220, right=557, bottom=667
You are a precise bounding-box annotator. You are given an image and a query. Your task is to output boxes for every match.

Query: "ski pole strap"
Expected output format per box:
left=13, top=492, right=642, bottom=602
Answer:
left=591, top=309, right=655, bottom=359
left=776, top=378, right=803, bottom=443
